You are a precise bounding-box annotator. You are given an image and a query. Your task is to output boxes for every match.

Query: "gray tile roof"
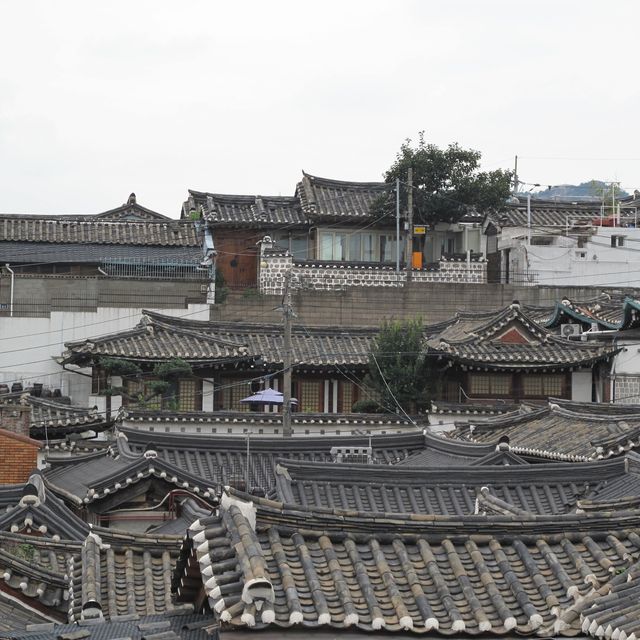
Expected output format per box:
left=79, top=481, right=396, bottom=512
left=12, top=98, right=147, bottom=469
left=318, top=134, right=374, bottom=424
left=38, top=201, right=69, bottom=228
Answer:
left=43, top=442, right=219, bottom=507
left=61, top=314, right=253, bottom=365
left=573, top=562, right=640, bottom=640
left=0, top=593, right=57, bottom=632
left=67, top=531, right=183, bottom=622
left=186, top=172, right=392, bottom=227
left=490, top=198, right=604, bottom=228
left=426, top=303, right=619, bottom=370
left=176, top=489, right=640, bottom=636
left=273, top=454, right=629, bottom=516
left=297, top=172, right=391, bottom=221
left=188, top=192, right=309, bottom=228
left=452, top=400, right=640, bottom=460
left=0, top=472, right=90, bottom=540
left=0, top=242, right=203, bottom=265
left=119, top=427, right=425, bottom=492
left=61, top=312, right=376, bottom=368
left=0, top=531, right=71, bottom=615
left=4, top=607, right=214, bottom=640
left=0, top=216, right=200, bottom=247
left=29, top=397, right=111, bottom=437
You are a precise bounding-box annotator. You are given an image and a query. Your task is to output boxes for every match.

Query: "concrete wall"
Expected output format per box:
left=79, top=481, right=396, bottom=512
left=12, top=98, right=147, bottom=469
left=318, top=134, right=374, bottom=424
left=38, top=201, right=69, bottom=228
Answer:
left=0, top=304, right=210, bottom=406
left=0, top=274, right=207, bottom=316
left=211, top=282, right=640, bottom=327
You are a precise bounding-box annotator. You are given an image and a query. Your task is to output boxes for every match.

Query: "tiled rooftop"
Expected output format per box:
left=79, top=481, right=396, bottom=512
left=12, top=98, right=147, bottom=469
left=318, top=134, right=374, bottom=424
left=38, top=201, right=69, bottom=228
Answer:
left=176, top=489, right=640, bottom=636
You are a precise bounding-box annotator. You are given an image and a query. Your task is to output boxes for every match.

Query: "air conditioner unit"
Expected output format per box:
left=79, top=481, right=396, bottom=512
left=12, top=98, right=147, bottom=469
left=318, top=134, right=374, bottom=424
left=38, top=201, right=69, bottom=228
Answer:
left=561, top=323, right=582, bottom=338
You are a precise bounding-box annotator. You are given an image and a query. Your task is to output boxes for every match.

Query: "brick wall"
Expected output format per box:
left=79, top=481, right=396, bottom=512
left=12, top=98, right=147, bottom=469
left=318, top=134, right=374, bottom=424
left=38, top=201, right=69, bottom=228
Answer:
left=0, top=429, right=40, bottom=483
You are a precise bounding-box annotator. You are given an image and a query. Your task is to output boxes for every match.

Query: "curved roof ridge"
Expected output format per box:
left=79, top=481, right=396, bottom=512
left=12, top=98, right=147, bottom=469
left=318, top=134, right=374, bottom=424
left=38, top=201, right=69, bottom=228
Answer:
left=301, top=170, right=388, bottom=189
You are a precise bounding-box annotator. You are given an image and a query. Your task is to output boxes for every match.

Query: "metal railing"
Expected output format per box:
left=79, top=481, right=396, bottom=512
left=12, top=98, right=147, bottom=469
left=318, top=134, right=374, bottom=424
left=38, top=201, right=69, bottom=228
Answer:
left=100, top=258, right=212, bottom=281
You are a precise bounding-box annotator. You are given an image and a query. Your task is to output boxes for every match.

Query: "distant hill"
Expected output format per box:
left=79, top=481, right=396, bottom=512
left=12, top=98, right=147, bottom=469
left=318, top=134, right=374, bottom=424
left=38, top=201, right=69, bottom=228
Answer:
left=531, top=180, right=628, bottom=201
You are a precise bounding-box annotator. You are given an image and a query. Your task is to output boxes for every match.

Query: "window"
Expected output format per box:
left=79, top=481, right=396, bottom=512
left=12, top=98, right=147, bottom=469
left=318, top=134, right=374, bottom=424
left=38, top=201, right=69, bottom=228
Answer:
left=178, top=379, right=200, bottom=411
left=91, top=368, right=108, bottom=395
left=611, top=235, right=625, bottom=247
left=318, top=230, right=402, bottom=263
left=125, top=378, right=202, bottom=411
left=468, top=374, right=512, bottom=396
left=523, top=374, right=564, bottom=397
left=298, top=380, right=321, bottom=412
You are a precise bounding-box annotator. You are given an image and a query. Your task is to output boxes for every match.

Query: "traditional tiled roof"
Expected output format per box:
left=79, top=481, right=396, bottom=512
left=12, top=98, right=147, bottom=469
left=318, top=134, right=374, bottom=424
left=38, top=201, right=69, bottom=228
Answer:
left=0, top=242, right=203, bottom=265
left=0, top=216, right=200, bottom=247
left=0, top=592, right=58, bottom=631
left=297, top=172, right=391, bottom=221
left=273, top=454, right=629, bottom=516
left=0, top=472, right=90, bottom=540
left=571, top=562, right=640, bottom=640
left=542, top=295, right=640, bottom=332
left=60, top=314, right=253, bottom=365
left=67, top=530, right=183, bottom=622
left=119, top=427, right=425, bottom=491
left=0, top=531, right=72, bottom=618
left=188, top=191, right=309, bottom=228
left=123, top=408, right=417, bottom=431
left=175, top=489, right=640, bottom=636
left=452, top=399, right=640, bottom=460
left=0, top=393, right=112, bottom=438
left=4, top=607, right=213, bottom=640
left=29, top=397, right=111, bottom=438
left=490, top=197, right=604, bottom=228
left=60, top=311, right=376, bottom=368
left=43, top=441, right=219, bottom=507
left=426, top=302, right=619, bottom=370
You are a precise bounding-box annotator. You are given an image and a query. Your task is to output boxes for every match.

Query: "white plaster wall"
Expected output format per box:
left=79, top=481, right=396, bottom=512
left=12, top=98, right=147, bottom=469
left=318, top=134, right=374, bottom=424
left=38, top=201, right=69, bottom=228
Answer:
left=571, top=370, right=592, bottom=402
left=122, top=421, right=415, bottom=437
left=506, top=226, right=640, bottom=287
left=0, top=304, right=209, bottom=405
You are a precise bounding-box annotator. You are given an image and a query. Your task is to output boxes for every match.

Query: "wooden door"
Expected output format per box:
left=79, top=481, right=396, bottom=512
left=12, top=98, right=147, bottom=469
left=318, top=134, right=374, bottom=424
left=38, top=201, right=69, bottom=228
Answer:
left=217, top=233, right=258, bottom=289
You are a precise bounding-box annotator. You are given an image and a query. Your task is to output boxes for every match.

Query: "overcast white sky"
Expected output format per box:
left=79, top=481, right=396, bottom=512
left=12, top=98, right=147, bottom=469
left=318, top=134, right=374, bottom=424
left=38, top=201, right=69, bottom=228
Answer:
left=1, top=1, right=639, bottom=217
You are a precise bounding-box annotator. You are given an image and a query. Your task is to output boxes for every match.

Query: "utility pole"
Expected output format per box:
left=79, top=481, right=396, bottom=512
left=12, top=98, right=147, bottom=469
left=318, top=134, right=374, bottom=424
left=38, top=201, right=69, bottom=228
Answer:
left=405, top=167, right=414, bottom=281
left=395, top=178, right=400, bottom=274
left=513, top=155, right=519, bottom=193
left=282, top=270, right=293, bottom=437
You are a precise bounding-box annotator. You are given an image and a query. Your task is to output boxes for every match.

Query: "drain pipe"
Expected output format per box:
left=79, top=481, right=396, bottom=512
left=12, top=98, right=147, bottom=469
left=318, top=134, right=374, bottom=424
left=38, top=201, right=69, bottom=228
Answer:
left=5, top=264, right=14, bottom=317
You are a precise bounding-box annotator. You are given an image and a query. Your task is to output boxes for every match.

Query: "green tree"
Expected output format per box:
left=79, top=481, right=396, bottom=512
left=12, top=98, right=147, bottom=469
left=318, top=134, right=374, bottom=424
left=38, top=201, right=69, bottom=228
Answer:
left=374, top=132, right=513, bottom=226
left=364, top=318, right=433, bottom=414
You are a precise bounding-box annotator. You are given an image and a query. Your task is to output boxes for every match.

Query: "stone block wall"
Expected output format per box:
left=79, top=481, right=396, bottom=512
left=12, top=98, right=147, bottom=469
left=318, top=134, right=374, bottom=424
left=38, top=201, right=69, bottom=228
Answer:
left=257, top=241, right=487, bottom=295
left=614, top=376, right=640, bottom=403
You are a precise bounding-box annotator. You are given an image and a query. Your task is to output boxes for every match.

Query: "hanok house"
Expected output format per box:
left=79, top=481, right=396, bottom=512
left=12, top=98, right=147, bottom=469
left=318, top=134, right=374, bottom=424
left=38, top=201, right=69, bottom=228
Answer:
left=184, top=172, right=396, bottom=288
left=427, top=301, right=619, bottom=404
left=0, top=192, right=213, bottom=314
left=58, top=310, right=382, bottom=429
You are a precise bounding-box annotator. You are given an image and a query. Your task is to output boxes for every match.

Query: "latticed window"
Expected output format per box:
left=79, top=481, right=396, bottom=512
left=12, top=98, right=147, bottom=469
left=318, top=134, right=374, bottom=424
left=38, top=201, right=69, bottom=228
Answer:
left=178, top=379, right=202, bottom=411
left=523, top=374, right=564, bottom=397
left=341, top=381, right=354, bottom=412
left=468, top=374, right=512, bottom=396
left=219, top=379, right=251, bottom=412
left=298, top=380, right=321, bottom=413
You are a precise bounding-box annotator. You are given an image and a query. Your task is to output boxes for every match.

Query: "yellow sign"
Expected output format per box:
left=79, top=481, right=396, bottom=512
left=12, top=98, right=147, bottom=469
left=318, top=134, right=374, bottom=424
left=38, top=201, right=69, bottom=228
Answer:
left=413, top=225, right=426, bottom=235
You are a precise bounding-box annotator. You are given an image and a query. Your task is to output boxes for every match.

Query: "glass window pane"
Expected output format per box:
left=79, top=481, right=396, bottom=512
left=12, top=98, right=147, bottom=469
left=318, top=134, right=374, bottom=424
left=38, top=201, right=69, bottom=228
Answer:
left=349, top=234, right=362, bottom=261
left=320, top=233, right=333, bottom=260
left=362, top=234, right=376, bottom=261
left=334, top=233, right=347, bottom=261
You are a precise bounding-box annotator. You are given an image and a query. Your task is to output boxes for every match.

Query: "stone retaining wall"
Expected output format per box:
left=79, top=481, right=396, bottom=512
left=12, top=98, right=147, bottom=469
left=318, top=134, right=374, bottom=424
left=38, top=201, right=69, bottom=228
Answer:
left=258, top=244, right=486, bottom=296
